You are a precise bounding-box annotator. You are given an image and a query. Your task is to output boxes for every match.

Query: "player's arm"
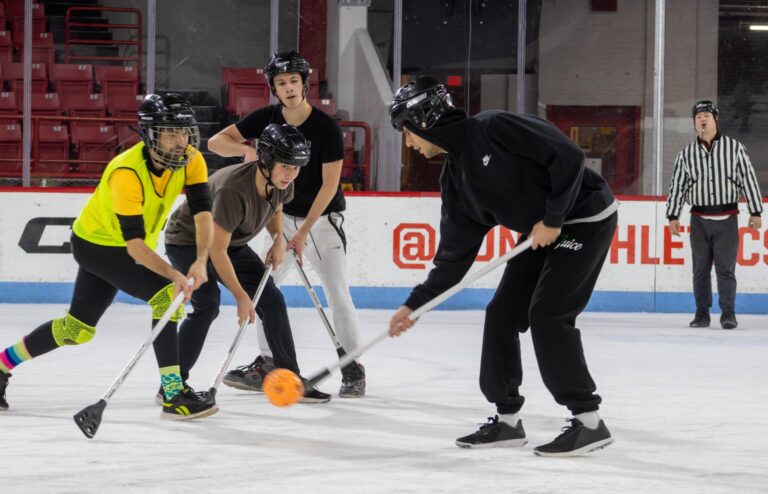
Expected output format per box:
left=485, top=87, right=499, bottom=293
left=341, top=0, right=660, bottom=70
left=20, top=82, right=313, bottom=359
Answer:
left=390, top=198, right=489, bottom=337
left=265, top=205, right=287, bottom=269
left=208, top=221, right=257, bottom=326
left=208, top=123, right=258, bottom=163
left=287, top=159, right=342, bottom=260
left=184, top=157, right=214, bottom=289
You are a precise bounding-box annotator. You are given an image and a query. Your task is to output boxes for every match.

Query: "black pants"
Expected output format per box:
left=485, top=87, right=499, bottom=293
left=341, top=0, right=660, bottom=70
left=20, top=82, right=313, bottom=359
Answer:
left=690, top=215, right=738, bottom=313
left=166, top=243, right=300, bottom=381
left=480, top=213, right=617, bottom=416
left=25, top=234, right=179, bottom=370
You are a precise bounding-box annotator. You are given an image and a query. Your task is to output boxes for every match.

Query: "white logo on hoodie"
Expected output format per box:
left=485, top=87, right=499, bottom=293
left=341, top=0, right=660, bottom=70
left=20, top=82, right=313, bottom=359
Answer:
left=482, top=154, right=491, bottom=167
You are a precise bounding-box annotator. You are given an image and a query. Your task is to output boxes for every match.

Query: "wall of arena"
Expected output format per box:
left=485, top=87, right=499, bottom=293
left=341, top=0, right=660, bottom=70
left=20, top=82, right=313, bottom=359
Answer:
left=1, top=190, right=766, bottom=313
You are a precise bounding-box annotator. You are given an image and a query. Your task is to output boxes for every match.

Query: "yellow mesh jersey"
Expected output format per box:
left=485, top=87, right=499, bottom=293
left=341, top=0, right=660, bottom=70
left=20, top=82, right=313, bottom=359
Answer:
left=72, top=142, right=207, bottom=249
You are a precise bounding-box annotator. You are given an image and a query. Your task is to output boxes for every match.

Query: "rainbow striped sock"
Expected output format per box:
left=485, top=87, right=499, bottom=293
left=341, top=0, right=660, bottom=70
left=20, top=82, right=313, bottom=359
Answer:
left=0, top=338, right=33, bottom=374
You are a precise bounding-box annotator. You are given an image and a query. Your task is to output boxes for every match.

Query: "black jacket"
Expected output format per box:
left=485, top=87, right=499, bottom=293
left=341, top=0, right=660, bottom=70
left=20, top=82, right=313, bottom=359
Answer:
left=404, top=109, right=615, bottom=310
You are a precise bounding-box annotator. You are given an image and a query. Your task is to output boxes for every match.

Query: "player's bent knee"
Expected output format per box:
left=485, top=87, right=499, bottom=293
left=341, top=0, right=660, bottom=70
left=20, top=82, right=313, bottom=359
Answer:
left=148, top=283, right=185, bottom=322
left=52, top=313, right=96, bottom=346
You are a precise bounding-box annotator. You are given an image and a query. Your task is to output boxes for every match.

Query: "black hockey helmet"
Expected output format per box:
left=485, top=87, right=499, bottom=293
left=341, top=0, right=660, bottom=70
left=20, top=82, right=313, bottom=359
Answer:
left=257, top=123, right=311, bottom=170
left=692, top=100, right=719, bottom=119
left=389, top=77, right=455, bottom=131
left=137, top=93, right=200, bottom=170
left=263, top=50, right=311, bottom=97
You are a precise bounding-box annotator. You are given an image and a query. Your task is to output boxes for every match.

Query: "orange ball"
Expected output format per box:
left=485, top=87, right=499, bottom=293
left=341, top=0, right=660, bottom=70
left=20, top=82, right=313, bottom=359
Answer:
left=263, top=368, right=305, bottom=407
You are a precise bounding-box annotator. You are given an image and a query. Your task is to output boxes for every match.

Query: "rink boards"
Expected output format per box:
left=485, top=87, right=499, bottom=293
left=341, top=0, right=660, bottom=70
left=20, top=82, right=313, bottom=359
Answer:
left=0, top=190, right=766, bottom=312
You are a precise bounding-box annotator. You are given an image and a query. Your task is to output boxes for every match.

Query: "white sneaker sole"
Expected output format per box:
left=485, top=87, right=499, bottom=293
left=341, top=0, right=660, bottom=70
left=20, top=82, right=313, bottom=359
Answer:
left=533, top=437, right=614, bottom=457
left=455, top=438, right=528, bottom=449
left=161, top=404, right=220, bottom=421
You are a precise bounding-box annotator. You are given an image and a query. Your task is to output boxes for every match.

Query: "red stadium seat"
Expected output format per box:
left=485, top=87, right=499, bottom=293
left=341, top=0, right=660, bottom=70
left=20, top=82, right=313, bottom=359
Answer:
left=11, top=4, right=46, bottom=50
left=0, top=91, right=20, bottom=125
left=36, top=122, right=70, bottom=173
left=0, top=31, right=12, bottom=67
left=63, top=93, right=107, bottom=133
left=117, top=125, right=141, bottom=151
left=235, top=95, right=270, bottom=118
left=9, top=62, right=47, bottom=94
left=0, top=123, right=22, bottom=174
left=107, top=94, right=143, bottom=152
left=70, top=124, right=117, bottom=173
left=308, top=97, right=336, bottom=117
left=222, top=67, right=266, bottom=85
left=51, top=63, right=94, bottom=98
left=106, top=93, right=144, bottom=117
left=28, top=92, right=61, bottom=116
left=222, top=67, right=270, bottom=114
left=62, top=93, right=106, bottom=117
left=95, top=65, right=139, bottom=100
left=30, top=32, right=54, bottom=66
left=308, top=68, right=320, bottom=99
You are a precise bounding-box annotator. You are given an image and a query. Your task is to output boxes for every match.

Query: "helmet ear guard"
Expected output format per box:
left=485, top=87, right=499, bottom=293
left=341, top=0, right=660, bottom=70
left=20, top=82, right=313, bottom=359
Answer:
left=137, top=93, right=200, bottom=170
left=257, top=123, right=311, bottom=171
left=389, top=77, right=455, bottom=131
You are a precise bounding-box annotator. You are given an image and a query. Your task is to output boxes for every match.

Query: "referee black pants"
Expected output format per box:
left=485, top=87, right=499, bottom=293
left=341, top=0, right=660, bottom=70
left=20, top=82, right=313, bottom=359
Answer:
left=480, top=212, right=617, bottom=416
left=689, top=215, right=738, bottom=314
left=166, top=243, right=300, bottom=381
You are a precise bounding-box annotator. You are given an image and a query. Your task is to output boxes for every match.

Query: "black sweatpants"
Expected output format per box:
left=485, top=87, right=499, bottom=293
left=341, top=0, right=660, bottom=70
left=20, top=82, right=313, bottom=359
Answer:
left=166, top=243, right=300, bottom=381
left=25, top=234, right=179, bottom=370
left=689, top=214, right=738, bottom=313
left=480, top=212, right=617, bottom=416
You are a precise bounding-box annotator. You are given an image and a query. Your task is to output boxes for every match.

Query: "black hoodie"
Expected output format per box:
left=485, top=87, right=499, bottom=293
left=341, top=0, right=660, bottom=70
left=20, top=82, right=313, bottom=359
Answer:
left=403, top=109, right=616, bottom=310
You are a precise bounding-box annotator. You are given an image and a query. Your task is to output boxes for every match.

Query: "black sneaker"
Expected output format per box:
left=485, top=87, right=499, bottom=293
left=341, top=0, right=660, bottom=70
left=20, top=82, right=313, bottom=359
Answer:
left=222, top=355, right=276, bottom=392
left=339, top=361, right=366, bottom=398
left=155, top=382, right=210, bottom=406
left=689, top=309, right=710, bottom=328
left=0, top=371, right=10, bottom=411
left=162, top=387, right=219, bottom=420
left=455, top=415, right=527, bottom=449
left=534, top=418, right=613, bottom=457
left=720, top=311, right=738, bottom=330
left=300, top=378, right=331, bottom=404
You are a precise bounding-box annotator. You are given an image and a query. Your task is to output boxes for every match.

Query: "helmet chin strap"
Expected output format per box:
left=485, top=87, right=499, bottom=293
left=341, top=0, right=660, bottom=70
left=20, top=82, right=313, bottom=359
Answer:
left=258, top=165, right=277, bottom=208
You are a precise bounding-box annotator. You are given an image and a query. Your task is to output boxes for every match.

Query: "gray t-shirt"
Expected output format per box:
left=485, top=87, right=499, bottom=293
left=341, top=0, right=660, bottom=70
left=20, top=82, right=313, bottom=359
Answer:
left=165, top=162, right=294, bottom=247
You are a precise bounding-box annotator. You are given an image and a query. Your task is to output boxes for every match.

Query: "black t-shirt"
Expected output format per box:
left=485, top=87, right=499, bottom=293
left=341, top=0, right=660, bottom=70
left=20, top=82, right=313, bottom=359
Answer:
left=235, top=104, right=346, bottom=217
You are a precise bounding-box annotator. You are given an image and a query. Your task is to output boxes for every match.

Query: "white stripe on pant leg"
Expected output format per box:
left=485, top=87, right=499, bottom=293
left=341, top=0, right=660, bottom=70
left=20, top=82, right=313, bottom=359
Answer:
left=305, top=215, right=361, bottom=354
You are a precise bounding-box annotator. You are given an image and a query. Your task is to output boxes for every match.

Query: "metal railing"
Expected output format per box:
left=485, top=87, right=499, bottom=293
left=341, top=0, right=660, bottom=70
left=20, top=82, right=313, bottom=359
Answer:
left=338, top=120, right=372, bottom=190
left=65, top=6, right=142, bottom=69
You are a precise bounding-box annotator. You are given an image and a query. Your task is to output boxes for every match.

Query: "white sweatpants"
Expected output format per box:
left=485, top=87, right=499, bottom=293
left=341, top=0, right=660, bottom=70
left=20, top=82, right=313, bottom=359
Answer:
left=257, top=212, right=361, bottom=358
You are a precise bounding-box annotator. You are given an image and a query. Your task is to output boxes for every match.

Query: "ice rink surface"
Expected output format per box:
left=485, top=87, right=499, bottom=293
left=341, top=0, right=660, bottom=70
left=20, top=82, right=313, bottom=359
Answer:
left=1, top=304, right=766, bottom=494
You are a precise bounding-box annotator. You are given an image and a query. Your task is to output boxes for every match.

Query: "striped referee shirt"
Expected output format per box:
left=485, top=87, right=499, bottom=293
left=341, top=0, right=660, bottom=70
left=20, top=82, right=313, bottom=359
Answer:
left=666, top=134, right=763, bottom=219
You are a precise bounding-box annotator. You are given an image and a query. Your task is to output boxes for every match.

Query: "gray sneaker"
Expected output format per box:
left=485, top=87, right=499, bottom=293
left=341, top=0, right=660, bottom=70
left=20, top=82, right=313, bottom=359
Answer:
left=339, top=361, right=366, bottom=398
left=455, top=415, right=527, bottom=449
left=300, top=378, right=331, bottom=404
left=222, top=355, right=276, bottom=392
left=534, top=418, right=613, bottom=457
